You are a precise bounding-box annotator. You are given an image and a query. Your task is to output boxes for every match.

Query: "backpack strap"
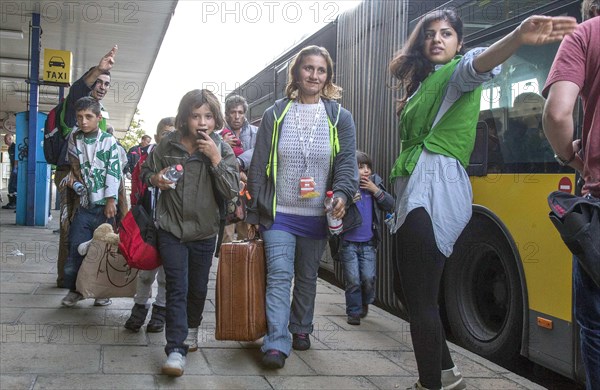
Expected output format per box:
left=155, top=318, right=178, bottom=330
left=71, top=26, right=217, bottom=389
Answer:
left=58, top=98, right=70, bottom=137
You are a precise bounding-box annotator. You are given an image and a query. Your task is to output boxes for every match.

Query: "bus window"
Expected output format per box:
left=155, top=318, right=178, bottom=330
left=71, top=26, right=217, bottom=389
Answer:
left=478, top=42, right=563, bottom=174
left=511, top=79, right=539, bottom=103
left=481, top=86, right=501, bottom=110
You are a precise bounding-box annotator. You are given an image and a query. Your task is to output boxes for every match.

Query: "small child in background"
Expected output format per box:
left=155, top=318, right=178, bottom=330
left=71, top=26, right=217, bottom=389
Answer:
left=339, top=151, right=394, bottom=325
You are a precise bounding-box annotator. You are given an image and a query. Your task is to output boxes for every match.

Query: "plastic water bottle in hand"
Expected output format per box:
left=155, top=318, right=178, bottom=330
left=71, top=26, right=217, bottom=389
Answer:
left=72, top=181, right=86, bottom=196
left=163, top=164, right=184, bottom=189
left=324, top=191, right=343, bottom=235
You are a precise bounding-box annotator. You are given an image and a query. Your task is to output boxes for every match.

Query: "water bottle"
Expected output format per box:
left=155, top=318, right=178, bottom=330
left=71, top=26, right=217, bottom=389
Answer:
left=384, top=212, right=395, bottom=231
left=72, top=181, right=86, bottom=196
left=163, top=164, right=184, bottom=183
left=324, top=191, right=343, bottom=235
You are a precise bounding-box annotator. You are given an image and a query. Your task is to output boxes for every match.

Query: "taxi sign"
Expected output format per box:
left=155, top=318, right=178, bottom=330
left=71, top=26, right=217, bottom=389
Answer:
left=43, top=49, right=72, bottom=84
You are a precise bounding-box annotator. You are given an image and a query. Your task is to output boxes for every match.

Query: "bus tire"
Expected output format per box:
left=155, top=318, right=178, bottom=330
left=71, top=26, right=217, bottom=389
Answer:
left=443, top=213, right=523, bottom=362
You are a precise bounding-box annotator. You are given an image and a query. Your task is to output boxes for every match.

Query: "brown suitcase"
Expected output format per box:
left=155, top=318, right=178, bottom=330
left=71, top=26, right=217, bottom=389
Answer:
left=215, top=239, right=267, bottom=341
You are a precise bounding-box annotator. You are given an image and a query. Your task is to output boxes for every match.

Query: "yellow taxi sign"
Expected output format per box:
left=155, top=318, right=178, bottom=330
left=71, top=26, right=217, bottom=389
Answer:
left=43, top=49, right=72, bottom=84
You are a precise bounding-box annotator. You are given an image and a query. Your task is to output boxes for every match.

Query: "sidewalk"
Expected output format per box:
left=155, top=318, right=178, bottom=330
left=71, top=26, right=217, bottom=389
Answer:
left=0, top=206, right=546, bottom=389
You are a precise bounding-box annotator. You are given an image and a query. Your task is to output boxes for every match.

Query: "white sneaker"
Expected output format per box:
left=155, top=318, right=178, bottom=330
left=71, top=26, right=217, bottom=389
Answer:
left=185, top=327, right=199, bottom=352
left=61, top=291, right=84, bottom=307
left=161, top=352, right=185, bottom=376
left=441, top=366, right=466, bottom=389
left=93, top=298, right=112, bottom=306
left=78, top=239, right=93, bottom=256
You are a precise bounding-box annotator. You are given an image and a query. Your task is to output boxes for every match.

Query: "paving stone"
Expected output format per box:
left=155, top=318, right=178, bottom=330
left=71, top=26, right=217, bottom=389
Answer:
left=298, top=350, right=408, bottom=376
left=203, top=348, right=314, bottom=376
left=319, top=329, right=406, bottom=350
left=312, top=290, right=346, bottom=304
left=0, top=343, right=100, bottom=374
left=0, top=374, right=36, bottom=389
left=0, top=282, right=37, bottom=294
left=1, top=293, right=67, bottom=308
left=383, top=330, right=414, bottom=349
left=17, top=307, right=107, bottom=326
left=33, top=374, right=156, bottom=389
left=0, top=261, right=54, bottom=273
left=2, top=323, right=147, bottom=346
left=267, top=375, right=378, bottom=389
left=156, top=375, right=270, bottom=389
left=34, top=284, right=71, bottom=295
left=375, top=350, right=418, bottom=373
left=0, top=308, right=22, bottom=323
left=0, top=272, right=56, bottom=284
left=312, top=302, right=346, bottom=316
left=468, top=377, right=530, bottom=389
left=366, top=375, right=417, bottom=390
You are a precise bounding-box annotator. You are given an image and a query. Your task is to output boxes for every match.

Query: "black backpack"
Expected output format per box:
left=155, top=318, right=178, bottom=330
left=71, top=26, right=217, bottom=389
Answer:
left=43, top=99, right=69, bottom=166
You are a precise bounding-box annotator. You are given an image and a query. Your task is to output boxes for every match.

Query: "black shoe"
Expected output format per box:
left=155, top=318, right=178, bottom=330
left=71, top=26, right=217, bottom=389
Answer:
left=262, top=349, right=286, bottom=369
left=347, top=315, right=361, bottom=325
left=292, top=333, right=311, bottom=351
left=360, top=304, right=369, bottom=318
left=2, top=203, right=16, bottom=209
left=146, top=304, right=166, bottom=333
left=124, top=303, right=148, bottom=332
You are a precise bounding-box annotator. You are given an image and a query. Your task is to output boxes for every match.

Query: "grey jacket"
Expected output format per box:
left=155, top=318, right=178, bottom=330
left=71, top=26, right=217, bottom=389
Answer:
left=246, top=98, right=358, bottom=229
left=141, top=130, right=240, bottom=242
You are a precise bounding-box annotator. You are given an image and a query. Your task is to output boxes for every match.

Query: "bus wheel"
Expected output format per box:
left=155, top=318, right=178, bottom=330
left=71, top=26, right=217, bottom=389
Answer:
left=444, top=214, right=523, bottom=362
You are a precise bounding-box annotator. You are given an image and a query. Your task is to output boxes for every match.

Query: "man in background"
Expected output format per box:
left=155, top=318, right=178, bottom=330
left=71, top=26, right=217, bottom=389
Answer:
left=107, top=125, right=128, bottom=176
left=542, top=1, right=599, bottom=388
left=220, top=95, right=257, bottom=242
left=2, top=134, right=17, bottom=210
left=125, top=135, right=152, bottom=178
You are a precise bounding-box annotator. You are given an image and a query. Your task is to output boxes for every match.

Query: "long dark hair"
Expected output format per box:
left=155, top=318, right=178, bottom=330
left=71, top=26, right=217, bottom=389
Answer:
left=389, top=9, right=465, bottom=114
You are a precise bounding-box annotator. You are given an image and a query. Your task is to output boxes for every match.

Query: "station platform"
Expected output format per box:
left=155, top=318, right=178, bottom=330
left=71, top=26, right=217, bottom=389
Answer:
left=0, top=205, right=545, bottom=389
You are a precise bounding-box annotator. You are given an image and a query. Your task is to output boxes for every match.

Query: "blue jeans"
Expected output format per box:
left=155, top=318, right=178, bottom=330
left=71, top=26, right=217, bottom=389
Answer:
left=339, top=240, right=376, bottom=317
left=261, top=229, right=326, bottom=356
left=158, top=229, right=215, bottom=356
left=573, top=257, right=600, bottom=390
left=64, top=205, right=112, bottom=291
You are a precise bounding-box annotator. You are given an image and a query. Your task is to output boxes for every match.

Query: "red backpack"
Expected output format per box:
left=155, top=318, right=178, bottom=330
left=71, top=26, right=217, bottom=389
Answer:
left=130, top=144, right=153, bottom=207
left=119, top=202, right=160, bottom=270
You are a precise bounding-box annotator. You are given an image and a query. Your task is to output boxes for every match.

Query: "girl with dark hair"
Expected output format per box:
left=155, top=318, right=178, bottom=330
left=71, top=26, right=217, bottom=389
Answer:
left=141, top=89, right=239, bottom=376
left=247, top=45, right=359, bottom=369
left=387, top=9, right=576, bottom=390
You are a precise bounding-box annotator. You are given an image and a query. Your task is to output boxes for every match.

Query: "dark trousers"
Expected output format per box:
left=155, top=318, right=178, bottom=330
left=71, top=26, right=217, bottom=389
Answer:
left=158, top=229, right=215, bottom=356
left=7, top=166, right=17, bottom=195
left=393, top=207, right=454, bottom=389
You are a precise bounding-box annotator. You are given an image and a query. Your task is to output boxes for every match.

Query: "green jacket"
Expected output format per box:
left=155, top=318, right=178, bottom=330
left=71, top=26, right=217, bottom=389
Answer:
left=390, top=56, right=482, bottom=179
left=141, top=130, right=240, bottom=242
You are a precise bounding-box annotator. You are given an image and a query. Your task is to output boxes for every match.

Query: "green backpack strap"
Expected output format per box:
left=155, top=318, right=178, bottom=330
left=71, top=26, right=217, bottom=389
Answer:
left=58, top=98, right=70, bottom=137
